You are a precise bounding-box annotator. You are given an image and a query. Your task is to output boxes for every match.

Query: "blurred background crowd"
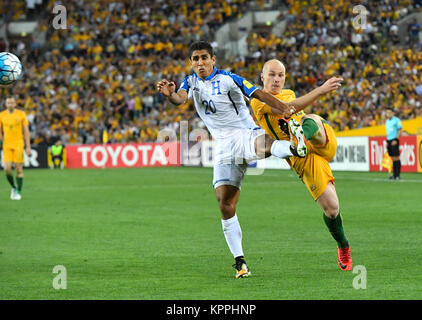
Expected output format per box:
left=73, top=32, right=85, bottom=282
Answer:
left=0, top=0, right=421, bottom=146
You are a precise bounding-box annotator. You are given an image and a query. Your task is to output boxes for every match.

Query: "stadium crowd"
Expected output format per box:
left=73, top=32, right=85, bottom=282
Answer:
left=244, top=0, right=422, bottom=131
left=0, top=0, right=421, bottom=146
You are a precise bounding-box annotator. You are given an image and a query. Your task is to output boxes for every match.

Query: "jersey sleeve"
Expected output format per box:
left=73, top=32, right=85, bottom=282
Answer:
left=396, top=117, right=403, bottom=129
left=177, top=76, right=190, bottom=93
left=21, top=111, right=29, bottom=126
left=250, top=98, right=272, bottom=116
left=177, top=76, right=191, bottom=99
left=227, top=72, right=259, bottom=98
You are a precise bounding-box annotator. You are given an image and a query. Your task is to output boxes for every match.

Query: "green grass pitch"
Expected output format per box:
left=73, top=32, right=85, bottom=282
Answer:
left=0, top=167, right=421, bottom=299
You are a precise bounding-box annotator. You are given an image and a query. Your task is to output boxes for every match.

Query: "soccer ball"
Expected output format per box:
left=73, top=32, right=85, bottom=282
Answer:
left=0, top=52, right=22, bottom=85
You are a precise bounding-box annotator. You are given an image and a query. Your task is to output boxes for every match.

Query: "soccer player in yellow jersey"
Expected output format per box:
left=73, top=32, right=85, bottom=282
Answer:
left=250, top=59, right=353, bottom=271
left=0, top=97, right=31, bottom=200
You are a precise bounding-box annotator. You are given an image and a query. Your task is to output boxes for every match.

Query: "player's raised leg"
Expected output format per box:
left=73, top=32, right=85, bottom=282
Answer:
left=300, top=114, right=327, bottom=146
left=317, top=182, right=352, bottom=271
left=215, top=184, right=250, bottom=279
left=254, top=133, right=306, bottom=159
left=288, top=119, right=307, bottom=157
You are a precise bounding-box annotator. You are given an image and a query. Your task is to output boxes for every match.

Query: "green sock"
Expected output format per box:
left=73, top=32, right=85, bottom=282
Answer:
left=6, top=174, right=16, bottom=189
left=323, top=213, right=349, bottom=249
left=302, top=118, right=319, bottom=140
left=16, top=177, right=23, bottom=193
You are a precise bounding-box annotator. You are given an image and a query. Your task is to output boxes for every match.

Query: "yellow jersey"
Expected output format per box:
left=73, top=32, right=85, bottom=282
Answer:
left=0, top=109, right=29, bottom=148
left=250, top=89, right=305, bottom=141
left=251, top=90, right=337, bottom=200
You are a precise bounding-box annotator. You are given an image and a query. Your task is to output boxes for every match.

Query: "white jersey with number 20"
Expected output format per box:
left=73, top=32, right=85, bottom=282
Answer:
left=178, top=67, right=260, bottom=140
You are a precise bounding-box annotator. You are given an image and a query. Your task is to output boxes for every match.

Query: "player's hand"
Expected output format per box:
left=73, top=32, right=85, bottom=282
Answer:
left=391, top=140, right=397, bottom=146
left=156, top=79, right=176, bottom=98
left=283, top=104, right=296, bottom=118
left=25, top=146, right=31, bottom=157
left=318, top=77, right=343, bottom=95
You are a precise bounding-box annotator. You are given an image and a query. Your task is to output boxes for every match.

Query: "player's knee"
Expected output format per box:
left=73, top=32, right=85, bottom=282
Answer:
left=217, top=197, right=235, bottom=216
left=323, top=202, right=339, bottom=218
left=301, top=115, right=325, bottom=145
left=218, top=198, right=233, bottom=212
left=318, top=198, right=339, bottom=218
left=263, top=135, right=274, bottom=157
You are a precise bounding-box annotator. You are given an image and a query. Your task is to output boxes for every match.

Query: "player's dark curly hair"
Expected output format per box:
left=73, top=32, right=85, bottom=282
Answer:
left=188, top=41, right=214, bottom=59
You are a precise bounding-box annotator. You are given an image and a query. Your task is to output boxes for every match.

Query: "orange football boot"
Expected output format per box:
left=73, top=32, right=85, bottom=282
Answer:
left=233, top=257, right=251, bottom=279
left=337, top=246, right=353, bottom=271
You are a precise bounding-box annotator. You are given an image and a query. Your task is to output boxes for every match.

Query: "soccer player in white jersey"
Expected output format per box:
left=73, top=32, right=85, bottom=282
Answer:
left=157, top=41, right=342, bottom=279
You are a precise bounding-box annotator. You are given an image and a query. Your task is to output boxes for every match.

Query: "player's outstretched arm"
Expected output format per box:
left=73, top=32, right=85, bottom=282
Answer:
left=288, top=77, right=343, bottom=113
left=252, top=89, right=294, bottom=118
left=156, top=79, right=188, bottom=105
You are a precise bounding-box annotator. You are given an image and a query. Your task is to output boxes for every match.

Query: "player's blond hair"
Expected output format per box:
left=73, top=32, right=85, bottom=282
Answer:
left=262, top=59, right=285, bottom=75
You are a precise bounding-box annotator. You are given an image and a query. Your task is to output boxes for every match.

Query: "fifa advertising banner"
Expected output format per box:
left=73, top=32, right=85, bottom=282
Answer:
left=65, top=142, right=180, bottom=169
left=183, top=138, right=370, bottom=172
left=330, top=136, right=369, bottom=171
left=369, top=136, right=418, bottom=172
left=64, top=136, right=421, bottom=171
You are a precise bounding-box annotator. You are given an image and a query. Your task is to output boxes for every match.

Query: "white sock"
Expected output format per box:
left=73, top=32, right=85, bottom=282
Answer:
left=270, top=140, right=292, bottom=159
left=221, top=214, right=244, bottom=258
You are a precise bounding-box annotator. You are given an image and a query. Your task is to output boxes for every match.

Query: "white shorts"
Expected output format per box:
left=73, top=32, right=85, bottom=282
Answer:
left=212, top=127, right=266, bottom=189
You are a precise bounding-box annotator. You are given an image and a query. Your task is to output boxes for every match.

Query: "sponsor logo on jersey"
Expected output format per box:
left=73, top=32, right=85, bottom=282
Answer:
left=242, top=80, right=253, bottom=89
